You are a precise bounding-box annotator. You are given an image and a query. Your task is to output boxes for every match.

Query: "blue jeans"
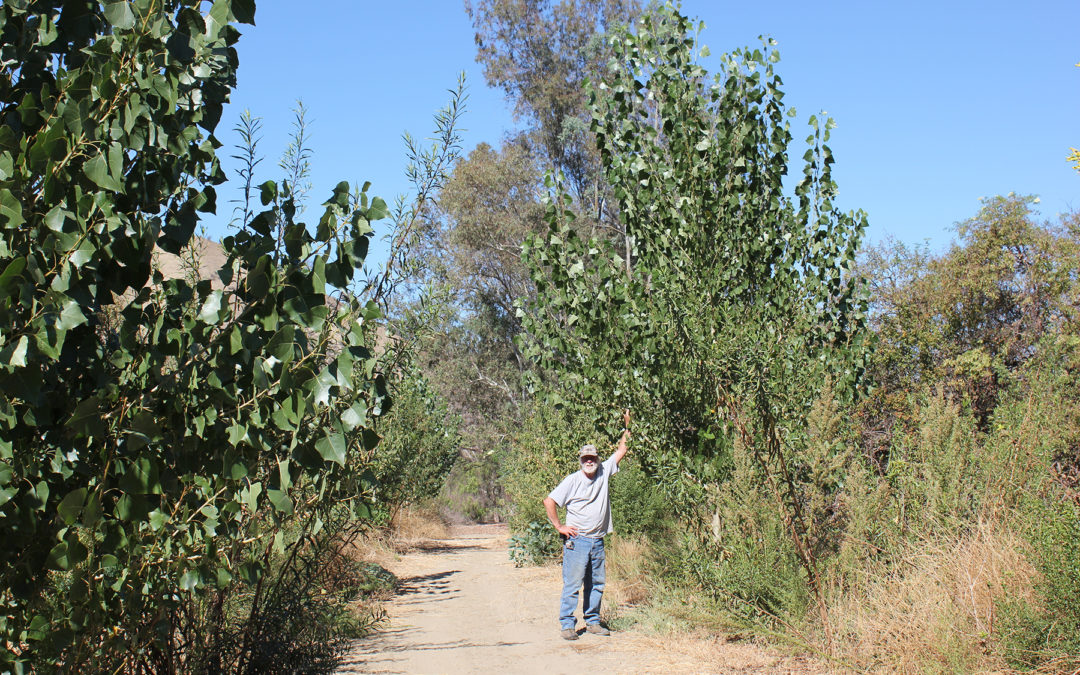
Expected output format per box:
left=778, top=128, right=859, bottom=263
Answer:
left=559, top=535, right=605, bottom=630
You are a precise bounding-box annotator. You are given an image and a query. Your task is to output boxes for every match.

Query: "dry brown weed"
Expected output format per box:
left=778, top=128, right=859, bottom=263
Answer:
left=606, top=534, right=656, bottom=609
left=826, top=522, right=1039, bottom=674
left=390, top=505, right=451, bottom=549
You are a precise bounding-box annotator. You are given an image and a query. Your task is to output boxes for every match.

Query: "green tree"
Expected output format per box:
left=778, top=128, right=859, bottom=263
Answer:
left=0, top=2, right=460, bottom=670
left=370, top=369, right=461, bottom=521
left=521, top=5, right=868, bottom=629
left=411, top=140, right=545, bottom=450
left=858, top=195, right=1080, bottom=443
left=466, top=0, right=639, bottom=210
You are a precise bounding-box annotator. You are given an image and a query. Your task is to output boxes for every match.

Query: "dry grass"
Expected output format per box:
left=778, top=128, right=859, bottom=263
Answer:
left=825, top=522, right=1039, bottom=674
left=605, top=534, right=656, bottom=610
left=344, top=505, right=453, bottom=566
left=626, top=632, right=837, bottom=674
left=344, top=528, right=398, bottom=570
left=389, top=505, right=451, bottom=549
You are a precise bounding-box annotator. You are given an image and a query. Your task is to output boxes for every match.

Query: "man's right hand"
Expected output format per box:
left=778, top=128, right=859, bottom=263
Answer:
left=556, top=524, right=579, bottom=537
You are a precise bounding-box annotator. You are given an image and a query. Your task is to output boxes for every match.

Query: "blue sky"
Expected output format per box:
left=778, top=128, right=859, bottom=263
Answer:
left=205, top=1, right=1079, bottom=260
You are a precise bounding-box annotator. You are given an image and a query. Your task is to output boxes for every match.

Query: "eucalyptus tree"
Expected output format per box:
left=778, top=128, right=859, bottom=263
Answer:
left=466, top=0, right=639, bottom=231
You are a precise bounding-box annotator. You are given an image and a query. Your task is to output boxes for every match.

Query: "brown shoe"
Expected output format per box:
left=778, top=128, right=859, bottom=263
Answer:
left=586, top=624, right=611, bottom=636
left=561, top=628, right=579, bottom=640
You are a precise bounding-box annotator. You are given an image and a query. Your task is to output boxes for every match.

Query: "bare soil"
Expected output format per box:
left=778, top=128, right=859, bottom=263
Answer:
left=336, top=524, right=831, bottom=674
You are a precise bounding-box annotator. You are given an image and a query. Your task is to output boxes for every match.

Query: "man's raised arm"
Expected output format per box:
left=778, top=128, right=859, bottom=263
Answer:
left=612, top=408, right=631, bottom=466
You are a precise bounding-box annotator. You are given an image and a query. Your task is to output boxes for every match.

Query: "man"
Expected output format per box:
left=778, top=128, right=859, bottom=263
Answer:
left=543, top=409, right=631, bottom=640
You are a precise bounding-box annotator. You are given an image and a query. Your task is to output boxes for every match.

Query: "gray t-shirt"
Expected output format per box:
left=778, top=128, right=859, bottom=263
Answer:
left=547, top=456, right=619, bottom=538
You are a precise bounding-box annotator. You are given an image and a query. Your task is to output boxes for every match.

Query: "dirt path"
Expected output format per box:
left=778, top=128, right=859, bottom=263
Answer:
left=336, top=525, right=828, bottom=674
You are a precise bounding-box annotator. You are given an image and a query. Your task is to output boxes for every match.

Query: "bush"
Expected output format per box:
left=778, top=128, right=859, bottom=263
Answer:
left=508, top=521, right=561, bottom=566
left=438, top=453, right=506, bottom=523
left=372, top=370, right=461, bottom=522
left=994, top=346, right=1080, bottom=669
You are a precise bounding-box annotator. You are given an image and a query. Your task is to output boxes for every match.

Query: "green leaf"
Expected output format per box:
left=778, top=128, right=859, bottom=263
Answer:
left=229, top=325, right=243, bottom=354
left=83, top=153, right=122, bottom=191
left=278, top=459, right=292, bottom=490
left=227, top=423, right=249, bottom=446
left=57, top=297, right=87, bottom=330
left=103, top=1, right=136, bottom=29
left=197, top=291, right=224, bottom=324
left=340, top=402, right=368, bottom=432
left=368, top=196, right=389, bottom=221
left=119, top=457, right=161, bottom=495
left=315, top=432, right=347, bottom=465
left=0, top=256, right=26, bottom=294
left=67, top=397, right=105, bottom=438
left=267, top=326, right=295, bottom=361
left=231, top=0, right=256, bottom=24
left=0, top=189, right=25, bottom=228
left=147, top=509, right=169, bottom=531
left=57, top=488, right=87, bottom=525
left=44, top=205, right=65, bottom=232
left=69, top=239, right=96, bottom=268
left=259, top=180, right=277, bottom=205
left=266, top=489, right=293, bottom=515
left=241, top=482, right=262, bottom=511
left=47, top=536, right=88, bottom=571
left=4, top=335, right=28, bottom=367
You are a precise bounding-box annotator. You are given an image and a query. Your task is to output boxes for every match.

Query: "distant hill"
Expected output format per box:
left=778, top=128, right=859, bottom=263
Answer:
left=151, top=235, right=392, bottom=352
left=152, top=236, right=230, bottom=287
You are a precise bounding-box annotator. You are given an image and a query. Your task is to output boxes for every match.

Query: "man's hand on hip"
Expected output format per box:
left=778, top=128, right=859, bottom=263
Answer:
left=557, top=524, right=579, bottom=537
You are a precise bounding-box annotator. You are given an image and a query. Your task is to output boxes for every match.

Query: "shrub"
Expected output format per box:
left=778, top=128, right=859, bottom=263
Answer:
left=438, top=453, right=506, bottom=523
left=508, top=520, right=561, bottom=567
left=371, top=370, right=461, bottom=522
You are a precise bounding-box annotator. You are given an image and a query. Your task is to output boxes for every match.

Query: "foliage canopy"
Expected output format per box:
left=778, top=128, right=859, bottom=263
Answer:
left=0, top=1, right=411, bottom=669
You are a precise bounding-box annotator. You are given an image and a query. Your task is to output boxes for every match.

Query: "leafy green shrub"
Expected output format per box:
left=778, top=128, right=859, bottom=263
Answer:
left=993, top=344, right=1080, bottom=669
left=354, top=561, right=399, bottom=599
left=884, top=387, right=981, bottom=535
left=609, top=460, right=669, bottom=539
left=998, top=494, right=1080, bottom=669
left=372, top=370, right=461, bottom=522
left=508, top=521, right=561, bottom=566
left=502, top=402, right=581, bottom=533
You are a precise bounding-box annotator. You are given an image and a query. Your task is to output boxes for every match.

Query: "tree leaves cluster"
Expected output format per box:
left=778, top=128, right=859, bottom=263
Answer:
left=0, top=1, right=407, bottom=670
left=858, top=195, right=1080, bottom=455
